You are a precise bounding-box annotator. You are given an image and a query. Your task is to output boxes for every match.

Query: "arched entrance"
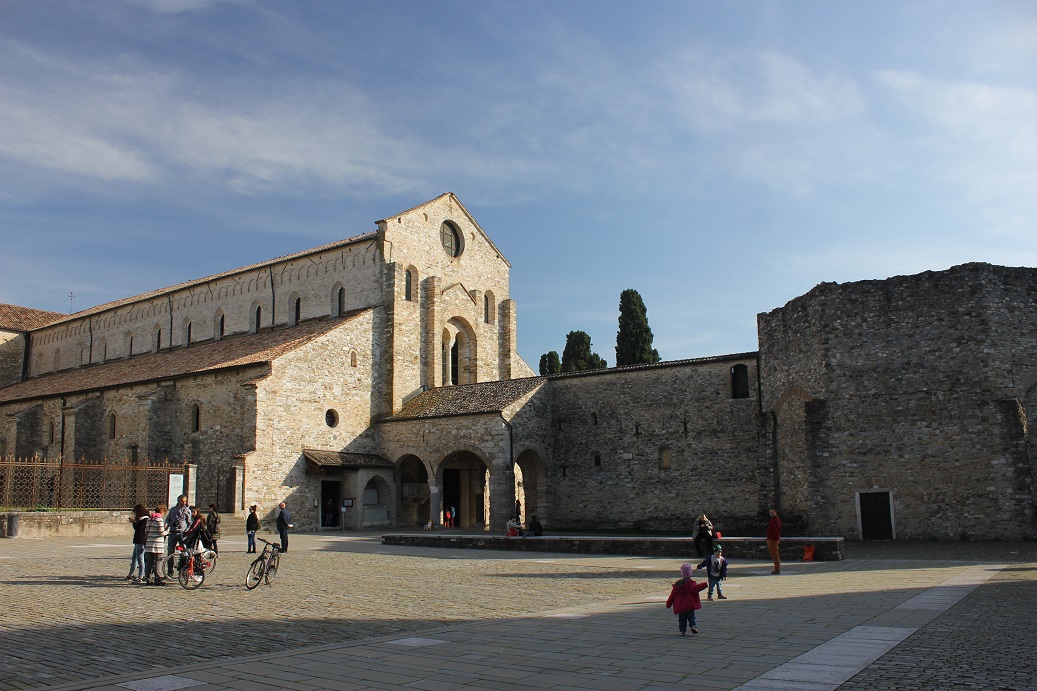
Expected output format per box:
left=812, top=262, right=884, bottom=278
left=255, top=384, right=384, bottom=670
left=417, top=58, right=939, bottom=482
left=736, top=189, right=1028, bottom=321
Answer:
left=442, top=317, right=477, bottom=386
left=360, top=475, right=392, bottom=528
left=396, top=455, right=431, bottom=527
left=438, top=450, right=489, bottom=529
left=514, top=448, right=547, bottom=525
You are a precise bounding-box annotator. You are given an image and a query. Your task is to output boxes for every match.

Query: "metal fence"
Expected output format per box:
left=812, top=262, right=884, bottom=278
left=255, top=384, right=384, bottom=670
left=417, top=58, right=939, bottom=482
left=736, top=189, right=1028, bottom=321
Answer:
left=0, top=456, right=183, bottom=511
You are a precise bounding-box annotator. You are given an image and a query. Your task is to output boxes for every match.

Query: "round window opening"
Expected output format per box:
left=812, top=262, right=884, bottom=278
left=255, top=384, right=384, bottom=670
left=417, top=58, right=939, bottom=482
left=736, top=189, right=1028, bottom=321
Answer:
left=440, top=221, right=463, bottom=258
left=325, top=409, right=339, bottom=428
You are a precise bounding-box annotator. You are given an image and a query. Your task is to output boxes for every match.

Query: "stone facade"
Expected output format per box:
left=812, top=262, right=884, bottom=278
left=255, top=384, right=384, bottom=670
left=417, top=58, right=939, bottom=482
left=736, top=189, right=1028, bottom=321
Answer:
left=0, top=195, right=1034, bottom=540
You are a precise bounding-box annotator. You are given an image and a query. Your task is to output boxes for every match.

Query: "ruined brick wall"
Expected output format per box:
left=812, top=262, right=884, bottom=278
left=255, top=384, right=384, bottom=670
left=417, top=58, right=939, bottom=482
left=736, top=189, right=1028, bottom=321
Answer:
left=758, top=263, right=1037, bottom=539
left=545, top=356, right=769, bottom=534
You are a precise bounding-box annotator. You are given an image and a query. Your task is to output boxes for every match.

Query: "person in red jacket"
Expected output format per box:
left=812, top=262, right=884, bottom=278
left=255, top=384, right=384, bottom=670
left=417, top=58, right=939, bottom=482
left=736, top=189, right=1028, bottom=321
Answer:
left=767, top=508, right=782, bottom=574
left=665, top=563, right=708, bottom=635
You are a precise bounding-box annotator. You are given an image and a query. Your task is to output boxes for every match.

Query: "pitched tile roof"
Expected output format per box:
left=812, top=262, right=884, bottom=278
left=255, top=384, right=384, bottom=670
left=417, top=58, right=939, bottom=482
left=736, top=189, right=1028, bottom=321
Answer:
left=0, top=304, right=66, bottom=332
left=302, top=450, right=393, bottom=468
left=40, top=232, right=378, bottom=329
left=0, top=310, right=369, bottom=404
left=383, top=377, right=546, bottom=421
left=545, top=352, right=759, bottom=380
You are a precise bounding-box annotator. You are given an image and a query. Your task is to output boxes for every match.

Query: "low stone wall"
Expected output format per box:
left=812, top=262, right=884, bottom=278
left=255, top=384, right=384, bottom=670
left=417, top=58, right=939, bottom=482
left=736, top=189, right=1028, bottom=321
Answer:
left=0, top=511, right=135, bottom=538
left=381, top=534, right=844, bottom=561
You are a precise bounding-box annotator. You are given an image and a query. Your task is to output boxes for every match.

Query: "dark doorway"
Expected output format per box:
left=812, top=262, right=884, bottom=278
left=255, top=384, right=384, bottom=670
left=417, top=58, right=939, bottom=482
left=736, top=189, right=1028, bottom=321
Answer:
left=442, top=469, right=461, bottom=526
left=859, top=491, right=894, bottom=539
left=321, top=480, right=342, bottom=529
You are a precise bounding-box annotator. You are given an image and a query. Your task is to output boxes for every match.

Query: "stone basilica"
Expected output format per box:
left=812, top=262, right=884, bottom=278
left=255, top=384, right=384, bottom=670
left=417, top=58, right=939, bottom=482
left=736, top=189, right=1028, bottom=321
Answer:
left=1, top=193, right=1035, bottom=540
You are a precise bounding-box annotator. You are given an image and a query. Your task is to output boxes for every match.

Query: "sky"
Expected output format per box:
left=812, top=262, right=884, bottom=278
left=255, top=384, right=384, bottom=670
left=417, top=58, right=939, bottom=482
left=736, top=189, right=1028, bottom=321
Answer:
left=1, top=1, right=1035, bottom=367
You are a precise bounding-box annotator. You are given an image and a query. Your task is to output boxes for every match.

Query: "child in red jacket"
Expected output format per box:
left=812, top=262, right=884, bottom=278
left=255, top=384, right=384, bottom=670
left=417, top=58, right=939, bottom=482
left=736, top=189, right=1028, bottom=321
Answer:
left=665, top=563, right=708, bottom=635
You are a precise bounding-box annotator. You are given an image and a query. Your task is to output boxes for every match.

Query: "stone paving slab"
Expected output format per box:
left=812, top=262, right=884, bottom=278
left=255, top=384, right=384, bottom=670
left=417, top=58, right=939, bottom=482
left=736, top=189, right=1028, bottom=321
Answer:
left=2, top=535, right=1037, bottom=690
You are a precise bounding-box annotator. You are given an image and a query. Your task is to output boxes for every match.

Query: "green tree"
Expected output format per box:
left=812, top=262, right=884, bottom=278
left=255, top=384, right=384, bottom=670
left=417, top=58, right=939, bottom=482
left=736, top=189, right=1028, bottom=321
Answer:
left=561, top=331, right=607, bottom=372
left=615, top=289, right=661, bottom=366
left=538, top=351, right=561, bottom=375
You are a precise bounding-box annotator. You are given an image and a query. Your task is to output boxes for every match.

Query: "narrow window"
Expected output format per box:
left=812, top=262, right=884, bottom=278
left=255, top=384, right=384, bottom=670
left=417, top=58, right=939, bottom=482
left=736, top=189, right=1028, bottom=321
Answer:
left=594, top=454, right=601, bottom=467
left=731, top=364, right=750, bottom=399
left=337, top=287, right=345, bottom=315
left=128, top=336, right=134, bottom=356
left=484, top=294, right=490, bottom=323
left=350, top=351, right=358, bottom=367
left=659, top=448, right=671, bottom=471
left=405, top=270, right=413, bottom=301
left=191, top=404, right=200, bottom=432
left=294, top=298, right=301, bottom=325
left=450, top=340, right=459, bottom=386
left=108, top=413, right=117, bottom=439
left=155, top=329, right=162, bottom=352
left=186, top=322, right=192, bottom=346
left=129, top=444, right=139, bottom=463
left=219, top=314, right=225, bottom=339
left=634, top=422, right=640, bottom=437
left=48, top=421, right=55, bottom=445
left=254, top=306, right=262, bottom=332
left=592, top=412, right=598, bottom=425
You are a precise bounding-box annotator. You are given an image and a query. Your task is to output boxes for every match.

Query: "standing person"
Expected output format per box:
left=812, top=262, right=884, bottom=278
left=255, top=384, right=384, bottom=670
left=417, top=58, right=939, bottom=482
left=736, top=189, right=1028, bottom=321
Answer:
left=246, top=505, right=259, bottom=553
left=126, top=504, right=148, bottom=582
left=206, top=504, right=221, bottom=554
left=665, top=563, right=708, bottom=635
left=450, top=506, right=457, bottom=527
left=767, top=508, right=782, bottom=574
left=696, top=544, right=729, bottom=600
left=693, top=514, right=714, bottom=557
left=514, top=499, right=522, bottom=523
left=165, top=495, right=190, bottom=577
left=443, top=507, right=452, bottom=528
left=144, top=505, right=168, bottom=586
left=277, top=502, right=293, bottom=552
left=184, top=506, right=211, bottom=549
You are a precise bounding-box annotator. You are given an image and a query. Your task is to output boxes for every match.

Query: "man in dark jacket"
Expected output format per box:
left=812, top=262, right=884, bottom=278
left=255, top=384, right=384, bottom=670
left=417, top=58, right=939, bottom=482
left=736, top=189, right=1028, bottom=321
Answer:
left=276, top=502, right=293, bottom=552
left=165, top=495, right=190, bottom=577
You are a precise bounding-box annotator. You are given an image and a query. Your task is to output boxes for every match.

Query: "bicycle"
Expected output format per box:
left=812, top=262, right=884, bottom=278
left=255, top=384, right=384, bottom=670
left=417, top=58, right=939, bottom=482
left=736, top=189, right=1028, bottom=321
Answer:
left=245, top=537, right=280, bottom=589
left=162, top=544, right=215, bottom=590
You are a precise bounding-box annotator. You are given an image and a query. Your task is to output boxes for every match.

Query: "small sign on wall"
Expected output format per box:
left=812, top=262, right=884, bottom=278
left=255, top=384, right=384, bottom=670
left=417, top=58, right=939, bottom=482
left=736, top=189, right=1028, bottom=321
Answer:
left=341, top=498, right=353, bottom=510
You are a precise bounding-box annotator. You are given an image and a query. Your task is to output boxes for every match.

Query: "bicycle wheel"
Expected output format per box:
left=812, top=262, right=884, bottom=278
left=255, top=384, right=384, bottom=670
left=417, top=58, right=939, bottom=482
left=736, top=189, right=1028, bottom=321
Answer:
left=178, top=556, right=205, bottom=590
left=264, top=553, right=279, bottom=585
left=200, top=549, right=218, bottom=576
left=162, top=552, right=185, bottom=580
left=245, top=558, right=265, bottom=590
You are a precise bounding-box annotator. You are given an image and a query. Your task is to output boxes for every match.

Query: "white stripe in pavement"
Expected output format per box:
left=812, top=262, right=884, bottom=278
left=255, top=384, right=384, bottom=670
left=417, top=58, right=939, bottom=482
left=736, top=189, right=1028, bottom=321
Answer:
left=117, top=675, right=207, bottom=691
left=735, top=626, right=916, bottom=690
left=388, top=637, right=448, bottom=646
left=737, top=565, right=1004, bottom=690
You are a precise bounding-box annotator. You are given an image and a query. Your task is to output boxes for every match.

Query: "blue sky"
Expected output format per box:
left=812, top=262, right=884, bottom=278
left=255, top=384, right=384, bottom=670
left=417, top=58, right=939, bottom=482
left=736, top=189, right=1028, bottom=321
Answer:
left=2, top=1, right=1035, bottom=367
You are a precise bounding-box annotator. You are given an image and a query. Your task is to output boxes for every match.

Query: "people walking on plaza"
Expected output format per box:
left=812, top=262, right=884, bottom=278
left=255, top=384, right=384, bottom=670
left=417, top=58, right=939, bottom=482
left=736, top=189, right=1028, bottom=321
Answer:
left=144, top=505, right=168, bottom=585
left=126, top=503, right=148, bottom=582
left=693, top=514, right=714, bottom=557
left=246, top=505, right=259, bottom=553
left=767, top=508, right=782, bottom=574
left=665, top=563, right=707, bottom=635
left=165, top=495, right=190, bottom=577
left=206, top=504, right=221, bottom=554
left=277, top=502, right=293, bottom=552
left=696, top=544, right=729, bottom=600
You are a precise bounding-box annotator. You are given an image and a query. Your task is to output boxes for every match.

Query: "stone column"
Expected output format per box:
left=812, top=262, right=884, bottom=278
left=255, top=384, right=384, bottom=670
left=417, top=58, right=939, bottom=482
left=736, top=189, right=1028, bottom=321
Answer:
left=233, top=464, right=245, bottom=515
left=183, top=464, right=197, bottom=505
left=487, top=458, right=516, bottom=534
left=428, top=476, right=442, bottom=528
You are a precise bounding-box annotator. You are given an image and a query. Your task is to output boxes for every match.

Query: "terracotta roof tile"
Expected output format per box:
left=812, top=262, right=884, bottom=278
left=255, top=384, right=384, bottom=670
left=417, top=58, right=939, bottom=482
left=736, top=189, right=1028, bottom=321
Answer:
left=0, top=304, right=67, bottom=331
left=546, top=352, right=759, bottom=380
left=302, top=450, right=393, bottom=468
left=0, top=310, right=369, bottom=404
left=384, top=377, right=546, bottom=421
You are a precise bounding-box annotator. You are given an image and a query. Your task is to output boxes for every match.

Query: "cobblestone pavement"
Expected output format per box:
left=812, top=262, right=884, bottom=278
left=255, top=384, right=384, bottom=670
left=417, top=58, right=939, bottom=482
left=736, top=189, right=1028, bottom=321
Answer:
left=0, top=534, right=1035, bottom=690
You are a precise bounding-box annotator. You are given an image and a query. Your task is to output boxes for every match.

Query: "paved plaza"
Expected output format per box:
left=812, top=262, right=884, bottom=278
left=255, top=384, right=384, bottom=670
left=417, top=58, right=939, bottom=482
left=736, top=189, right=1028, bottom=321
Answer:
left=1, top=533, right=1035, bottom=690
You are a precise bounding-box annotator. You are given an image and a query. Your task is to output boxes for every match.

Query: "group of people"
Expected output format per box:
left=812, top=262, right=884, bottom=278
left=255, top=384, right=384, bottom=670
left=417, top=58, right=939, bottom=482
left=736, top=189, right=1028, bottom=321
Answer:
left=505, top=514, right=543, bottom=537
left=667, top=508, right=782, bottom=635
left=125, top=495, right=222, bottom=586
left=126, top=497, right=296, bottom=584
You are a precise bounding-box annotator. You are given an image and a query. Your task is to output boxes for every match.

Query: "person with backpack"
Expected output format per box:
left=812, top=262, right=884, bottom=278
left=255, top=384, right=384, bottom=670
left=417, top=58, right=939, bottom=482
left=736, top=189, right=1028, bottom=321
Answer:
left=696, top=544, right=729, bottom=600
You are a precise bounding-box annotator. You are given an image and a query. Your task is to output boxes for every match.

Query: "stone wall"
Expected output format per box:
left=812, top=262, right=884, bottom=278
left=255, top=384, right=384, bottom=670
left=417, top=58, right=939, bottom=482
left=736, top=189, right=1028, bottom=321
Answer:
left=545, top=356, right=769, bottom=534
left=0, top=330, right=24, bottom=389
left=758, top=263, right=1037, bottom=539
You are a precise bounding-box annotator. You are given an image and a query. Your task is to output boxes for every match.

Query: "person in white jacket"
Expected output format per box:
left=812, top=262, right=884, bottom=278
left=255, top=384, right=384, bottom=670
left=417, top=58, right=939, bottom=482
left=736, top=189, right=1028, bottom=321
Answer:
left=144, top=506, right=169, bottom=586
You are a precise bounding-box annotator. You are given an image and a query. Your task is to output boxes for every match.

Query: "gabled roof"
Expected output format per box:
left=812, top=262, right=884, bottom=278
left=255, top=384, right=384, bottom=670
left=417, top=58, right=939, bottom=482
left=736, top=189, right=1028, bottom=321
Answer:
left=0, top=310, right=369, bottom=404
left=378, top=192, right=511, bottom=268
left=383, top=377, right=546, bottom=422
left=302, top=450, right=393, bottom=468
left=545, top=352, right=759, bottom=380
left=0, top=304, right=66, bottom=332
left=39, top=232, right=379, bottom=329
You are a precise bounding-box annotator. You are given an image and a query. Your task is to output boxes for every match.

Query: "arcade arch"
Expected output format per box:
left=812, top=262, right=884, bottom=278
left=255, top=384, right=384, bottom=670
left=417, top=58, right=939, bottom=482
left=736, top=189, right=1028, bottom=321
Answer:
left=396, top=455, right=431, bottom=527
left=514, top=448, right=547, bottom=525
left=437, top=450, right=489, bottom=529
left=442, top=317, right=477, bottom=386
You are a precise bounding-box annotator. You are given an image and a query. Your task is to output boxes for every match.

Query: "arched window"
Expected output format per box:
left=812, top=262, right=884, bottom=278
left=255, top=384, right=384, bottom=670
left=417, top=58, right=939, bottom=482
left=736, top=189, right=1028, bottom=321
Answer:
left=450, top=339, right=459, bottom=386
left=405, top=269, right=413, bottom=301
left=484, top=290, right=496, bottom=324
left=48, top=420, right=55, bottom=445
left=155, top=329, right=162, bottom=352
left=191, top=404, right=200, bottom=432
left=731, top=364, right=750, bottom=399
left=440, top=221, right=463, bottom=258
left=215, top=312, right=225, bottom=340
left=127, top=335, right=134, bottom=357
left=108, top=413, right=117, bottom=439
left=350, top=350, right=358, bottom=367
left=337, top=287, right=345, bottom=316
left=253, top=305, right=262, bottom=333
left=293, top=297, right=302, bottom=325
left=185, top=322, right=192, bottom=346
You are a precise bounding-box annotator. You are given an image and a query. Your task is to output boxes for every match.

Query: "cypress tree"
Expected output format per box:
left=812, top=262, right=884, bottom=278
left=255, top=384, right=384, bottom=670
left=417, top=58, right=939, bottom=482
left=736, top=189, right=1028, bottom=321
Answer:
left=561, top=331, right=607, bottom=372
left=615, top=289, right=661, bottom=366
left=538, top=351, right=561, bottom=375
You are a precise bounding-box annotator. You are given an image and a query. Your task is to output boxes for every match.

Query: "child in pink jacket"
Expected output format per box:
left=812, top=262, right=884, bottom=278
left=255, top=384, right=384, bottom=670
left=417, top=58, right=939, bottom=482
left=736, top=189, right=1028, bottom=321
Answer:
left=665, top=563, right=708, bottom=635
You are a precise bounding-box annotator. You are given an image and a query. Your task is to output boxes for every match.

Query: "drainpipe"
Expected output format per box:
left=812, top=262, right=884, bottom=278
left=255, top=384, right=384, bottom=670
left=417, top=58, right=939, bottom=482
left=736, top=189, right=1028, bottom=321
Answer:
left=500, top=414, right=514, bottom=470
